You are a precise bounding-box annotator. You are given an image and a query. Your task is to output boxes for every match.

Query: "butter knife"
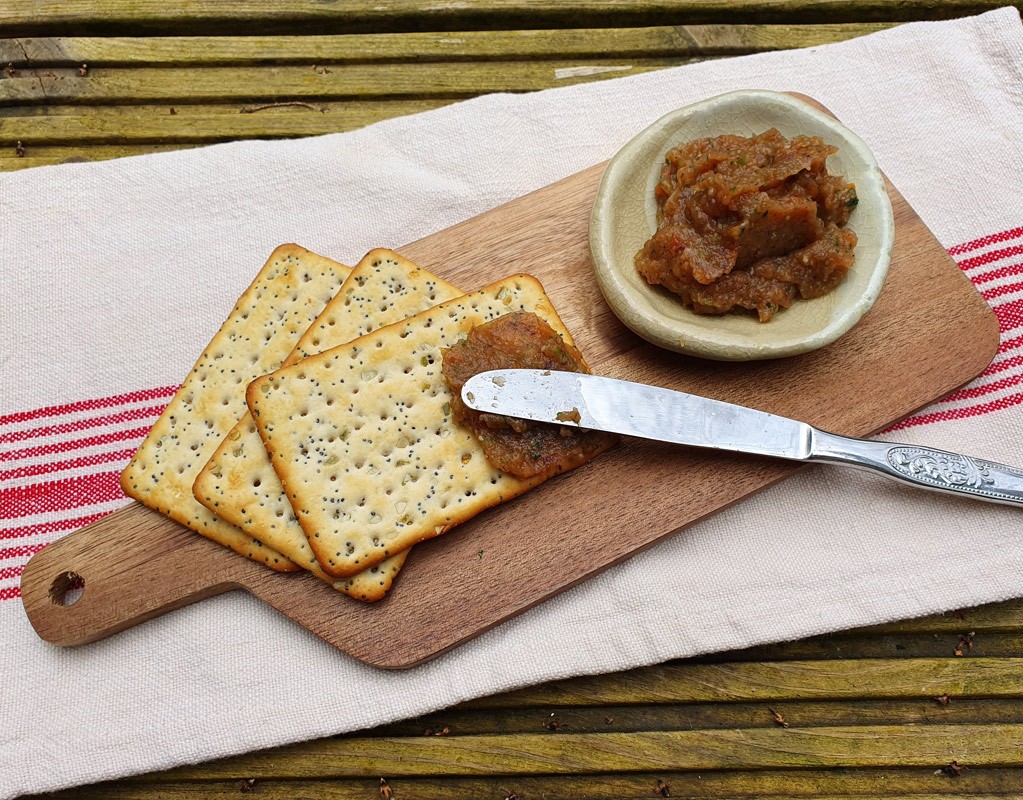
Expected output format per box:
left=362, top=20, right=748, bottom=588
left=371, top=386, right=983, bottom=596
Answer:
left=461, top=369, right=1023, bottom=507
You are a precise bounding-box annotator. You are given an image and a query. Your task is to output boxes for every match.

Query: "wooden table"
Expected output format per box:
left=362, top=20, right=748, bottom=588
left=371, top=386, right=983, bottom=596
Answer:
left=5, top=2, right=1023, bottom=797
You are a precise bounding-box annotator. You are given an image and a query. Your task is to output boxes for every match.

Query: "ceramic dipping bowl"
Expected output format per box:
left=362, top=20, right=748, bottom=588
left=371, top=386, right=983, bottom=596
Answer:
left=589, top=90, right=895, bottom=360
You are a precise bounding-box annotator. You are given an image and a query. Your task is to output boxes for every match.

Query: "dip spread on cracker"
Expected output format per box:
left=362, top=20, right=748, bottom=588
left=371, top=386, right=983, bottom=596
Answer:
left=441, top=311, right=616, bottom=479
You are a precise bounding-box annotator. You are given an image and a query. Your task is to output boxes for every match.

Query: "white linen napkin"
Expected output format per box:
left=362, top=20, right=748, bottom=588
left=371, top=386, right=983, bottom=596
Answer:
left=2, top=9, right=1022, bottom=797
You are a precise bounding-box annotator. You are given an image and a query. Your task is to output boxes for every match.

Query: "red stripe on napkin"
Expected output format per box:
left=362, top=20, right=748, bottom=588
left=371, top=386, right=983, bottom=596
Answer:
left=0, top=449, right=138, bottom=482
left=968, top=350, right=1023, bottom=382
left=968, top=261, right=1023, bottom=285
left=0, top=405, right=166, bottom=445
left=0, top=386, right=177, bottom=427
left=889, top=392, right=1023, bottom=430
left=942, top=371, right=1022, bottom=402
left=0, top=386, right=168, bottom=602
left=3, top=426, right=153, bottom=462
left=957, top=244, right=1023, bottom=272
left=982, top=281, right=1023, bottom=303
left=1, top=541, right=57, bottom=561
left=0, top=472, right=126, bottom=521
left=0, top=540, right=49, bottom=560
left=948, top=226, right=1023, bottom=256
left=1, top=513, right=113, bottom=549
left=994, top=298, right=1023, bottom=333
left=886, top=225, right=1022, bottom=431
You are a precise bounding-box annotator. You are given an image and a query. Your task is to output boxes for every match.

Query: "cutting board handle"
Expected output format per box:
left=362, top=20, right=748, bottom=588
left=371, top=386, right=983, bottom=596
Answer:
left=20, top=503, right=241, bottom=646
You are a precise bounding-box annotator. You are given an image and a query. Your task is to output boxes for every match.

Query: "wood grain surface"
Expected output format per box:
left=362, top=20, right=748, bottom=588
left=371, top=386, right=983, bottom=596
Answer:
left=20, top=149, right=999, bottom=668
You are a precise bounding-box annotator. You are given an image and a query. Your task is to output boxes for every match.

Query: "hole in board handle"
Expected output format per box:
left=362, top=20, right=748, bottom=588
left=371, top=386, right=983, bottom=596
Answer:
left=49, top=571, right=85, bottom=606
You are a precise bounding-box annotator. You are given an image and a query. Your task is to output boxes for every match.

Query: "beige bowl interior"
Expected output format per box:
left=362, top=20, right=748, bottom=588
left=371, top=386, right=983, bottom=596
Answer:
left=589, top=90, right=895, bottom=360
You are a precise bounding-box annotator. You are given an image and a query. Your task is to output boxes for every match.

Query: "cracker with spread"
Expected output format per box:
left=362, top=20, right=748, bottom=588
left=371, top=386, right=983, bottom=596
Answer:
left=246, top=275, right=615, bottom=578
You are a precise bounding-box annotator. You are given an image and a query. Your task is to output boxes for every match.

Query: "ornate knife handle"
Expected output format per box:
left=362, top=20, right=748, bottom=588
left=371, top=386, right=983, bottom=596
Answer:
left=809, top=430, right=1023, bottom=508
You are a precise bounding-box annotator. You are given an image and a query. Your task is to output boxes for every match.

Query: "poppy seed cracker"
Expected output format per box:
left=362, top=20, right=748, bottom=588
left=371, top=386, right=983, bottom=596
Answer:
left=120, top=244, right=351, bottom=570
left=193, top=249, right=462, bottom=600
left=247, top=274, right=599, bottom=578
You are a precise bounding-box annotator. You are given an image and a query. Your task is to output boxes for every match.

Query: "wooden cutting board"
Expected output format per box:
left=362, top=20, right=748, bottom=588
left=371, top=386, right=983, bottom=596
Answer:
left=21, top=144, right=999, bottom=669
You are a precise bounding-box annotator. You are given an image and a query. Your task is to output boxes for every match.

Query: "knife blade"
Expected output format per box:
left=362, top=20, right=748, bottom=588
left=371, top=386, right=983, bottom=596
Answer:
left=460, top=369, right=1023, bottom=508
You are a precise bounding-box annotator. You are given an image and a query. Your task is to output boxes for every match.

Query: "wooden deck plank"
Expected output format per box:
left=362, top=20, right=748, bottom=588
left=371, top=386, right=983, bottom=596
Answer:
left=121, top=724, right=1023, bottom=777
left=0, top=0, right=1011, bottom=36
left=467, top=658, right=1023, bottom=706
left=41, top=771, right=1023, bottom=799
left=0, top=60, right=690, bottom=106
left=372, top=696, right=1023, bottom=735
left=0, top=101, right=452, bottom=144
left=0, top=24, right=896, bottom=66
left=862, top=599, right=1023, bottom=635
left=702, top=631, right=1023, bottom=661
left=0, top=143, right=194, bottom=169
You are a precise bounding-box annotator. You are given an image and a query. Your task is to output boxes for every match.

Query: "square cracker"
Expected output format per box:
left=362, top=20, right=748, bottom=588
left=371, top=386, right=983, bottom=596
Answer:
left=121, top=244, right=351, bottom=570
left=193, top=249, right=462, bottom=600
left=247, top=274, right=600, bottom=578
